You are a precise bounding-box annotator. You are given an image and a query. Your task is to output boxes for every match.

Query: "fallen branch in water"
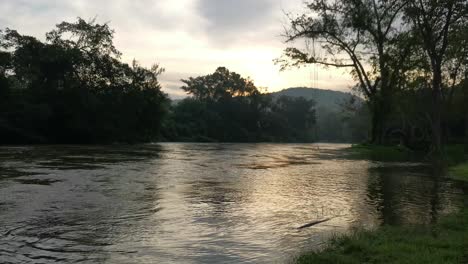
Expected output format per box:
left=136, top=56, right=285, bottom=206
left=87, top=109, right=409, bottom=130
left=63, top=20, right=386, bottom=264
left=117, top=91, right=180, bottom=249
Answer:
left=298, top=218, right=333, bottom=229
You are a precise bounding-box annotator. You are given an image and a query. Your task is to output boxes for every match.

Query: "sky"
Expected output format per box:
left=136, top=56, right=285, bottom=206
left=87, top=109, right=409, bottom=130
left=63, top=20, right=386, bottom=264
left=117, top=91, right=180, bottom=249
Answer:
left=0, top=0, right=354, bottom=98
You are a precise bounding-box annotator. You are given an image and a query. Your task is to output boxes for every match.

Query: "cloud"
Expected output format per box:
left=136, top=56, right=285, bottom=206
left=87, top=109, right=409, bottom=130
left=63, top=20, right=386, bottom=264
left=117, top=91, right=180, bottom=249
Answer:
left=0, top=0, right=354, bottom=97
left=197, top=0, right=275, bottom=31
left=196, top=0, right=295, bottom=47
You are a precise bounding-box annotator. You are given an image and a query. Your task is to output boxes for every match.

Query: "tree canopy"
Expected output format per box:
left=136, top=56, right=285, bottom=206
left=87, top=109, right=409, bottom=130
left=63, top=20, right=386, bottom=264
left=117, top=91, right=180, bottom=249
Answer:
left=162, top=68, right=318, bottom=143
left=0, top=18, right=169, bottom=144
left=181, top=67, right=259, bottom=101
left=280, top=0, right=468, bottom=152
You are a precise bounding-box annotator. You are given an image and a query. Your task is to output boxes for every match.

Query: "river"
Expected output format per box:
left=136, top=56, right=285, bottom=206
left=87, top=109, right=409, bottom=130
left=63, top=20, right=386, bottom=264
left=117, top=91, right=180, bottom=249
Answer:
left=0, top=143, right=465, bottom=263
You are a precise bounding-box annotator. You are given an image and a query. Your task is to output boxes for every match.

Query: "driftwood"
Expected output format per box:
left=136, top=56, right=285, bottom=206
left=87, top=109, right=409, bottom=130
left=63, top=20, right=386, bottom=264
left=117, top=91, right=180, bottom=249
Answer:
left=297, top=218, right=333, bottom=229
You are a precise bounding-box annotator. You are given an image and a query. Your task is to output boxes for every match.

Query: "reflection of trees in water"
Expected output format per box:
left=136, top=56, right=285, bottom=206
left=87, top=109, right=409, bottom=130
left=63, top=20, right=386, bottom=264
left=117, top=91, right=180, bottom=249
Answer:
left=366, top=164, right=462, bottom=226
left=429, top=165, right=444, bottom=225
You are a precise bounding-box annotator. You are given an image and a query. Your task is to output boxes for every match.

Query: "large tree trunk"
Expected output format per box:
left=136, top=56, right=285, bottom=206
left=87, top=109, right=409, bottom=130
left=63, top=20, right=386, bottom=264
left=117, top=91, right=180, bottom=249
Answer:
left=465, top=110, right=468, bottom=148
left=375, top=63, right=392, bottom=145
left=371, top=101, right=385, bottom=144
left=465, top=92, right=468, bottom=147
left=431, top=68, right=443, bottom=155
left=371, top=112, right=381, bottom=144
left=464, top=75, right=468, bottom=148
left=371, top=104, right=391, bottom=145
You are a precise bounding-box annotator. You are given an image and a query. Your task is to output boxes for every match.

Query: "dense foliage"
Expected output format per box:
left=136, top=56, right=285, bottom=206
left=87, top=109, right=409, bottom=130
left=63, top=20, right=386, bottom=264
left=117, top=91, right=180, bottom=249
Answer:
left=162, top=67, right=317, bottom=142
left=0, top=19, right=169, bottom=144
left=3, top=0, right=466, bottom=148
left=280, top=0, right=468, bottom=153
left=0, top=19, right=356, bottom=144
left=273, top=88, right=370, bottom=143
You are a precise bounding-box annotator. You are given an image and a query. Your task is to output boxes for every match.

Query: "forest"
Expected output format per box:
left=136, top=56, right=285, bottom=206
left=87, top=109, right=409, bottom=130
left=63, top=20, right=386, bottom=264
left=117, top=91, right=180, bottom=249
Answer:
left=0, top=19, right=169, bottom=144
left=278, top=0, right=468, bottom=156
left=0, top=18, right=330, bottom=144
left=161, top=67, right=317, bottom=142
left=0, top=0, right=467, bottom=156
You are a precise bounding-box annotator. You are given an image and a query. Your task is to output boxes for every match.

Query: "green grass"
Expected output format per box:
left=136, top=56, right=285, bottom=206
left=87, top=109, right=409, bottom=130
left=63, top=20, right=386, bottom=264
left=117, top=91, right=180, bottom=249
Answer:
left=446, top=144, right=468, bottom=181
left=449, top=162, right=468, bottom=182
left=445, top=144, right=467, bottom=165
left=347, top=144, right=467, bottom=163
left=347, top=144, right=416, bottom=162
left=294, top=210, right=468, bottom=264
left=295, top=144, right=468, bottom=264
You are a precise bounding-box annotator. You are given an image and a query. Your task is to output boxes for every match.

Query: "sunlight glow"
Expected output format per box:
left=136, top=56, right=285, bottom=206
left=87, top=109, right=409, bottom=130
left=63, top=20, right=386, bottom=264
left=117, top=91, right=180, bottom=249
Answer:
left=0, top=0, right=356, bottom=97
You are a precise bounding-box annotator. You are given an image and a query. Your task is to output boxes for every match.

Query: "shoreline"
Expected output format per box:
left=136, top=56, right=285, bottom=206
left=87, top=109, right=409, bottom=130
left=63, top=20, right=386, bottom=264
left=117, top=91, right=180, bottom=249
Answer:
left=293, top=145, right=468, bottom=264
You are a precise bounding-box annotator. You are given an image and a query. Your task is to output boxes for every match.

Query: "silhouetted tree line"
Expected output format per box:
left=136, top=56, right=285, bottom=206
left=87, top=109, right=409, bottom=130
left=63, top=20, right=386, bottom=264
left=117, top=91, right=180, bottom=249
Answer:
left=161, top=67, right=317, bottom=142
left=280, top=0, right=468, bottom=154
left=316, top=101, right=370, bottom=143
left=0, top=19, right=318, bottom=144
left=0, top=18, right=169, bottom=144
left=6, top=2, right=466, bottom=149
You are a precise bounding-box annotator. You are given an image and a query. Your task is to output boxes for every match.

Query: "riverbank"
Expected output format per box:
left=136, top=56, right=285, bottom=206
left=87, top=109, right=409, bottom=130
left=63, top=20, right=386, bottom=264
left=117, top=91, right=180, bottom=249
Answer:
left=295, top=210, right=468, bottom=264
left=347, top=143, right=466, bottom=163
left=450, top=162, right=468, bottom=182
left=294, top=144, right=468, bottom=264
left=346, top=144, right=415, bottom=161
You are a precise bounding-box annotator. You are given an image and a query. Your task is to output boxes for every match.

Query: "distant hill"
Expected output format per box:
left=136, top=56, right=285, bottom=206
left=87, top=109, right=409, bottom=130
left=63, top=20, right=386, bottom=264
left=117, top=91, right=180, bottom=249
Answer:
left=272, top=87, right=369, bottom=143
left=271, top=87, right=362, bottom=112
left=172, top=87, right=361, bottom=110
left=169, top=87, right=369, bottom=142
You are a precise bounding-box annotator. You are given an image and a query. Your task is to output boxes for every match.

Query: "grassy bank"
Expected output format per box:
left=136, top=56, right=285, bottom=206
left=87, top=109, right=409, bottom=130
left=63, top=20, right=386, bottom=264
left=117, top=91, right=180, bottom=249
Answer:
left=346, top=144, right=416, bottom=162
left=347, top=144, right=466, bottom=163
left=295, top=210, right=468, bottom=264
left=294, top=144, right=468, bottom=264
left=450, top=162, right=468, bottom=182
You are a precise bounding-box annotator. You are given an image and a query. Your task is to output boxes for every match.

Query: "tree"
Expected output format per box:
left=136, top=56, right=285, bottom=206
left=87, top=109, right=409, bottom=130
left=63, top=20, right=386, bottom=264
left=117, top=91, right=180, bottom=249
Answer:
left=272, top=96, right=316, bottom=141
left=0, top=18, right=169, bottom=143
left=165, top=67, right=318, bottom=142
left=175, top=67, right=265, bottom=141
left=278, top=0, right=411, bottom=144
left=463, top=72, right=468, bottom=147
left=0, top=44, right=11, bottom=100
left=405, top=0, right=468, bottom=154
left=181, top=67, right=259, bottom=101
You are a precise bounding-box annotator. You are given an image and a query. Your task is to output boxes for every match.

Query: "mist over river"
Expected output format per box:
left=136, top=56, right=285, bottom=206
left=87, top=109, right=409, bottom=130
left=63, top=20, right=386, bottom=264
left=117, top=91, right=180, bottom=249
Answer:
left=0, top=143, right=465, bottom=263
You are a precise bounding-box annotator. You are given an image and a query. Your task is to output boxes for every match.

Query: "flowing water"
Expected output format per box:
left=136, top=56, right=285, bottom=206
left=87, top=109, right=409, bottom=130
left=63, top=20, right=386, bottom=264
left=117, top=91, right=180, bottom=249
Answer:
left=0, top=143, right=465, bottom=263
